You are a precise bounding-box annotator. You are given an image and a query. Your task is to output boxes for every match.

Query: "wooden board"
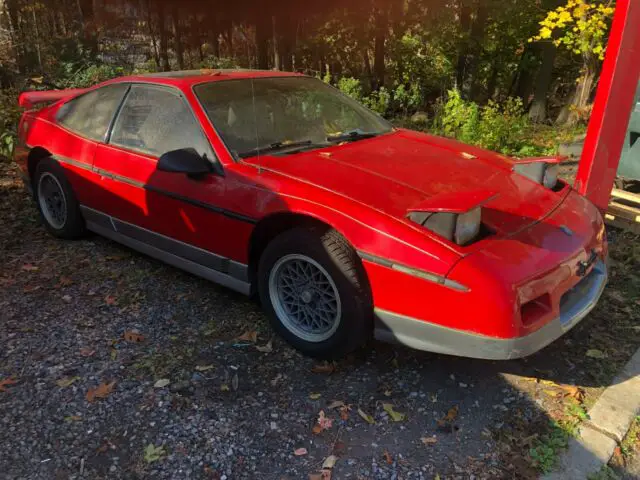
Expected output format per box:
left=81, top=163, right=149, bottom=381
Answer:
left=606, top=188, right=640, bottom=233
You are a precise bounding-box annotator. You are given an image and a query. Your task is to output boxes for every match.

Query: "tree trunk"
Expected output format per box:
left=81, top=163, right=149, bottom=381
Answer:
left=172, top=5, right=184, bottom=70
left=466, top=1, right=488, bottom=100
left=272, top=16, right=281, bottom=70
left=529, top=42, right=556, bottom=123
left=255, top=15, right=270, bottom=69
left=363, top=49, right=374, bottom=90
left=146, top=0, right=161, bottom=69
left=157, top=1, right=170, bottom=71
left=373, top=4, right=387, bottom=89
left=557, top=58, right=597, bottom=126
left=455, top=0, right=472, bottom=90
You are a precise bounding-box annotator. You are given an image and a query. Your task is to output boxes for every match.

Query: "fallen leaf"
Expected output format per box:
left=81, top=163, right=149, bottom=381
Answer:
left=421, top=436, right=438, bottom=445
left=383, top=389, right=392, bottom=397
left=232, top=373, right=239, bottom=391
left=586, top=349, right=607, bottom=359
left=21, top=263, right=38, bottom=271
left=358, top=408, right=375, bottom=424
left=195, top=364, right=215, bottom=372
left=294, top=447, right=308, bottom=456
left=382, top=403, right=406, bottom=422
left=64, top=415, right=82, bottom=422
left=442, top=405, right=458, bottom=423
left=312, top=362, right=336, bottom=374
left=562, top=384, right=584, bottom=401
left=86, top=381, right=116, bottom=402
left=322, top=454, right=338, bottom=469
left=62, top=294, right=72, bottom=303
left=339, top=406, right=350, bottom=421
left=220, top=384, right=230, bottom=392
left=110, top=349, right=118, bottom=360
left=79, top=347, right=95, bottom=357
left=0, top=377, right=18, bottom=392
left=309, top=474, right=323, bottom=480
left=124, top=330, right=145, bottom=343
left=57, top=276, right=73, bottom=287
left=327, top=400, right=345, bottom=409
left=383, top=450, right=393, bottom=464
left=144, top=444, right=166, bottom=463
left=256, top=340, right=273, bottom=353
left=104, top=295, right=117, bottom=305
left=309, top=393, right=322, bottom=400
left=56, top=376, right=80, bottom=388
left=237, top=330, right=258, bottom=343
left=312, top=424, right=323, bottom=434
left=154, top=379, right=170, bottom=388
left=314, top=410, right=333, bottom=432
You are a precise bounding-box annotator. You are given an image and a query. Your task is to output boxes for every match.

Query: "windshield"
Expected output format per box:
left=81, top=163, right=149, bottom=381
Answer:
left=193, top=76, right=393, bottom=158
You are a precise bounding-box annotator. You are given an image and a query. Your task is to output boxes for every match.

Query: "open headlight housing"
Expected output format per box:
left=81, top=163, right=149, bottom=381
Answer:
left=408, top=206, right=482, bottom=246
left=514, top=161, right=559, bottom=189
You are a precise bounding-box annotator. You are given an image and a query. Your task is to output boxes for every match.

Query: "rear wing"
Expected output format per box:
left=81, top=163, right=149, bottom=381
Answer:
left=18, top=88, right=88, bottom=109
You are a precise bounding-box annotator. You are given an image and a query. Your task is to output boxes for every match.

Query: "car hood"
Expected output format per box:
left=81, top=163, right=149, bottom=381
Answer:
left=248, top=129, right=568, bottom=239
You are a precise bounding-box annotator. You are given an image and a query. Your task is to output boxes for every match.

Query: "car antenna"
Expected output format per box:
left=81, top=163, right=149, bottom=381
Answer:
left=250, top=78, right=262, bottom=174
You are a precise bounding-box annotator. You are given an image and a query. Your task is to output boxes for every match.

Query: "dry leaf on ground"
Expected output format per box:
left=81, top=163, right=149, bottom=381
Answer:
left=311, top=362, right=336, bottom=374
left=382, top=403, right=406, bottom=422
left=309, top=393, right=322, bottom=400
left=195, top=364, right=215, bottom=372
left=104, top=295, right=117, bottom=305
left=383, top=450, right=393, bottom=464
left=21, top=264, right=38, bottom=271
left=56, top=376, right=80, bottom=388
left=256, top=339, right=273, bottom=353
left=86, top=381, right=116, bottom=402
left=322, top=454, right=338, bottom=469
left=327, top=400, right=345, bottom=409
left=294, top=447, right=308, bottom=456
left=154, top=379, right=170, bottom=388
left=0, top=377, right=18, bottom=392
left=562, top=384, right=584, bottom=401
left=79, top=347, right=95, bottom=357
left=358, top=408, right=375, bottom=424
left=124, top=330, right=145, bottom=343
left=421, top=436, right=438, bottom=445
left=236, top=330, right=258, bottom=343
left=586, top=349, right=607, bottom=359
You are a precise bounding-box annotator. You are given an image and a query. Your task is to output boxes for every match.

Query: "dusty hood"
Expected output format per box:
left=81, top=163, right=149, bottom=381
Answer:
left=248, top=129, right=568, bottom=236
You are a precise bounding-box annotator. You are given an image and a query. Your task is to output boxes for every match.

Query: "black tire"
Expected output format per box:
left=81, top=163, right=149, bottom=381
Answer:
left=33, top=157, right=86, bottom=239
left=258, top=227, right=373, bottom=359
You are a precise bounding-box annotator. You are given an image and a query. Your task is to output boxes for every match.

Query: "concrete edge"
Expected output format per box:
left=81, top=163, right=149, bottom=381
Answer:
left=542, top=347, right=640, bottom=480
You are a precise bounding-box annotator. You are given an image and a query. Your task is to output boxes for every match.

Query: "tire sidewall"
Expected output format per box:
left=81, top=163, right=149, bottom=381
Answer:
left=34, top=158, right=85, bottom=238
left=258, top=228, right=371, bottom=358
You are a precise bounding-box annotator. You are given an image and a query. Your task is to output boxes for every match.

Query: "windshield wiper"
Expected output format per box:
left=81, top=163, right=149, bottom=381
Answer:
left=326, top=129, right=379, bottom=143
left=238, top=140, right=320, bottom=159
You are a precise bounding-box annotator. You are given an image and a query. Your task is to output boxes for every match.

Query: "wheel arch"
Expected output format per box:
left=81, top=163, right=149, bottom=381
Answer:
left=27, top=146, right=52, bottom=181
left=247, top=211, right=364, bottom=288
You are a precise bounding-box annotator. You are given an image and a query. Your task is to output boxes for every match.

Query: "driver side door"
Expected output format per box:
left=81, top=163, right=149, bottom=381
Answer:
left=91, top=83, right=232, bottom=260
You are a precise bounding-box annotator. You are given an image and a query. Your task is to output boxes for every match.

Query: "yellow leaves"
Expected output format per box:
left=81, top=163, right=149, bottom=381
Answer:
left=382, top=403, right=406, bottom=422
left=558, top=10, right=572, bottom=23
left=539, top=27, right=553, bottom=39
left=358, top=408, right=375, bottom=425
left=56, top=376, right=80, bottom=388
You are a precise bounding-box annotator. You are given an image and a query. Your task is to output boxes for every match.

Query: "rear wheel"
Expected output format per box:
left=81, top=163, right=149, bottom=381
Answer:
left=34, top=158, right=86, bottom=239
left=258, top=227, right=372, bottom=358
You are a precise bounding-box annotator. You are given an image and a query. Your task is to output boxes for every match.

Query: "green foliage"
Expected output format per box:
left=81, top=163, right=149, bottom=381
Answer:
left=0, top=89, right=21, bottom=159
left=363, top=87, right=391, bottom=116
left=337, top=77, right=364, bottom=102
left=529, top=420, right=571, bottom=473
left=431, top=89, right=556, bottom=156
left=61, top=64, right=127, bottom=89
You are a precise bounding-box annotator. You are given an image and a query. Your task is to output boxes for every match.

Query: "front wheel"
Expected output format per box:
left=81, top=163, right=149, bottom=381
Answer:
left=258, top=227, right=372, bottom=358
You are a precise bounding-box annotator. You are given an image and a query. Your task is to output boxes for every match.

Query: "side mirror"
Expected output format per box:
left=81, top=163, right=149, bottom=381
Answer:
left=157, top=148, right=214, bottom=178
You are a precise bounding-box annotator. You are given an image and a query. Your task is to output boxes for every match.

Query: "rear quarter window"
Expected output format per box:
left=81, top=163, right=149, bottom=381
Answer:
left=56, top=84, right=129, bottom=141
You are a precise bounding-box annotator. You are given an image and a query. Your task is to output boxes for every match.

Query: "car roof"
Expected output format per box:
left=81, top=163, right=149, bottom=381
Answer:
left=109, top=69, right=304, bottom=88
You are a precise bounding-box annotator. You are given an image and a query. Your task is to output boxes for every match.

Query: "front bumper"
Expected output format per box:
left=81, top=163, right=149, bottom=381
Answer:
left=374, top=259, right=607, bottom=360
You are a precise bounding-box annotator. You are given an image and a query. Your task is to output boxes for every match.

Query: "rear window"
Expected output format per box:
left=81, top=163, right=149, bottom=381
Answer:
left=56, top=84, right=129, bottom=141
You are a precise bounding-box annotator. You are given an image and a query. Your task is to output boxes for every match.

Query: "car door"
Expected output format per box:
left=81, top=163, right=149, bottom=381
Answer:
left=91, top=83, right=249, bottom=268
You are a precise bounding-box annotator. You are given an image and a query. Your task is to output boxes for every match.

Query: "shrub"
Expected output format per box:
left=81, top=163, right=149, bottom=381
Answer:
left=363, top=86, right=391, bottom=116
left=337, top=77, right=364, bottom=102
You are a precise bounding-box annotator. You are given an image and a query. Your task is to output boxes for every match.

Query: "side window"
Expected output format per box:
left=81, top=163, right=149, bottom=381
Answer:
left=57, top=84, right=129, bottom=141
left=110, top=85, right=213, bottom=159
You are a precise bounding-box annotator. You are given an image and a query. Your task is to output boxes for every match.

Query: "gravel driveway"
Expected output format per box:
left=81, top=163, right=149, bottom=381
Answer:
left=1, top=158, right=638, bottom=479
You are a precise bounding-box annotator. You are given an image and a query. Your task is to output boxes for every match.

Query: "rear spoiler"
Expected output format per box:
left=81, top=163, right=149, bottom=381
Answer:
left=407, top=189, right=498, bottom=214
left=18, top=88, right=88, bottom=109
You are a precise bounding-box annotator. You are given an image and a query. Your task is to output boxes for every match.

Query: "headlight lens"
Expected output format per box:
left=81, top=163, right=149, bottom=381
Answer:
left=407, top=207, right=481, bottom=246
left=455, top=207, right=481, bottom=245
left=542, top=164, right=559, bottom=189
left=514, top=162, right=558, bottom=189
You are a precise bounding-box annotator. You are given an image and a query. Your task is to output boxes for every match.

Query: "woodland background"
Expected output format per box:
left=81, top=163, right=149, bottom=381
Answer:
left=0, top=0, right=616, bottom=158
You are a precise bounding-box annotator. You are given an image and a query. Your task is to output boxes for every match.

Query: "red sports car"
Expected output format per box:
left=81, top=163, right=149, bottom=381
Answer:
left=14, top=70, right=607, bottom=359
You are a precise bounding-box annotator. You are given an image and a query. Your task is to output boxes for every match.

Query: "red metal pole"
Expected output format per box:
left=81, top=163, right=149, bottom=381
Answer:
left=575, top=0, right=640, bottom=211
